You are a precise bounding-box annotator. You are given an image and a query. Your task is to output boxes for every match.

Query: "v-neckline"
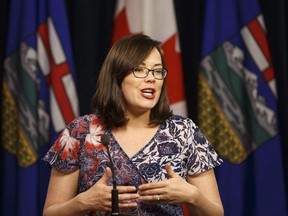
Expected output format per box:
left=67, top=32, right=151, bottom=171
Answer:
left=107, top=124, right=163, bottom=159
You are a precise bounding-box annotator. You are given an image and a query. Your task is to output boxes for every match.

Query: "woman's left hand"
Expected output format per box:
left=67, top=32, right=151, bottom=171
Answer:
left=138, top=163, right=198, bottom=204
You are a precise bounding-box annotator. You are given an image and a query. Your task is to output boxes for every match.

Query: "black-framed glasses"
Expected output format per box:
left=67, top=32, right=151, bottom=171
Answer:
left=132, top=67, right=167, bottom=80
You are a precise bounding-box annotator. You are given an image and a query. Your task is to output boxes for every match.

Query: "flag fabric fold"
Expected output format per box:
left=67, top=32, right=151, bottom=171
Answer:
left=1, top=0, right=79, bottom=215
left=199, top=1, right=278, bottom=164
left=198, top=0, right=287, bottom=215
left=112, top=0, right=187, bottom=117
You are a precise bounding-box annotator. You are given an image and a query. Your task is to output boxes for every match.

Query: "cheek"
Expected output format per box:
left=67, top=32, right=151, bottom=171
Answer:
left=157, top=82, right=164, bottom=94
left=121, top=80, right=139, bottom=100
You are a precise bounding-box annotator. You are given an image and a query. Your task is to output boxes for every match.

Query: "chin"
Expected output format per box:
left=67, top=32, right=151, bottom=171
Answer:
left=135, top=105, right=155, bottom=113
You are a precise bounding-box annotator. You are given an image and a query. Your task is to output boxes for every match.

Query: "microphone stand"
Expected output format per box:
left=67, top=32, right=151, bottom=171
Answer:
left=101, top=135, right=119, bottom=215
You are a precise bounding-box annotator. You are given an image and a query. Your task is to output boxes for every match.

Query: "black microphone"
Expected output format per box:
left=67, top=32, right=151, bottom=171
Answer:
left=101, top=134, right=119, bottom=215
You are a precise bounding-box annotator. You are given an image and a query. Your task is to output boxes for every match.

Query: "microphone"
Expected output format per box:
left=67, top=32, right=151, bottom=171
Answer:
left=101, top=134, right=119, bottom=215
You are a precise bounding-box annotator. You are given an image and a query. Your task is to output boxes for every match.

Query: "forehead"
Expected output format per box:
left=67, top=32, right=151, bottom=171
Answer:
left=140, top=48, right=162, bottom=66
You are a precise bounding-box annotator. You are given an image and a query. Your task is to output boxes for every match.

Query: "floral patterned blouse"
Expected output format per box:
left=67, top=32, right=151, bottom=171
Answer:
left=43, top=113, right=222, bottom=216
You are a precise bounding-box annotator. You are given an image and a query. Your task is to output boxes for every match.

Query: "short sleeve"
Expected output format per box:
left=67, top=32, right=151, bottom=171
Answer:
left=42, top=115, right=91, bottom=172
left=186, top=119, right=223, bottom=175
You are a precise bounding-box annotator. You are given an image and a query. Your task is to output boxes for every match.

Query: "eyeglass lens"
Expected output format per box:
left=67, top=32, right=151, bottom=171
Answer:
left=133, top=67, right=166, bottom=80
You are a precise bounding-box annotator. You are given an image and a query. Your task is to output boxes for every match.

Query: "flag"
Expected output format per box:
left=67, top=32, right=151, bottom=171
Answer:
left=198, top=0, right=287, bottom=215
left=112, top=0, right=188, bottom=214
left=199, top=2, right=277, bottom=164
left=112, top=0, right=187, bottom=117
left=1, top=0, right=79, bottom=215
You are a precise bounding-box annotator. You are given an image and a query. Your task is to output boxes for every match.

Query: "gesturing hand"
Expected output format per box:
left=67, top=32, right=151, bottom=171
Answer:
left=138, top=163, right=197, bottom=204
left=79, top=167, right=139, bottom=212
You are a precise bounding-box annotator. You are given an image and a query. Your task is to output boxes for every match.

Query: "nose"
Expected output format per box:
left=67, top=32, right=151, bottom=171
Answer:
left=144, top=71, right=156, bottom=82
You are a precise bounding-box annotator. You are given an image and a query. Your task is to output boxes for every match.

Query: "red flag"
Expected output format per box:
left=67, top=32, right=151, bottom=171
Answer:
left=112, top=0, right=187, bottom=117
left=112, top=1, right=188, bottom=214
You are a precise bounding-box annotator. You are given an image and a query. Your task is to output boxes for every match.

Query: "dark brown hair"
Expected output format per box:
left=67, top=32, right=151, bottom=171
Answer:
left=91, top=34, right=172, bottom=129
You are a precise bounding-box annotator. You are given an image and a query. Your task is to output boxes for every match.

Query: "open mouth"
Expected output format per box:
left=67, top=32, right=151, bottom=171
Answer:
left=141, top=88, right=155, bottom=97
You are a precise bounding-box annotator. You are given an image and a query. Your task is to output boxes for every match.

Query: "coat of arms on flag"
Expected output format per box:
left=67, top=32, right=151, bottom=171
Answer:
left=198, top=14, right=278, bottom=164
left=2, top=3, right=79, bottom=167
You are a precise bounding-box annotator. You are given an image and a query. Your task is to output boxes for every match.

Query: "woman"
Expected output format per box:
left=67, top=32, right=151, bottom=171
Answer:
left=43, top=34, right=224, bottom=216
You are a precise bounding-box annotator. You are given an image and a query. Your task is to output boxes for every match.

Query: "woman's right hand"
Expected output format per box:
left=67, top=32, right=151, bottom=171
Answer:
left=78, top=167, right=139, bottom=212
left=43, top=167, right=139, bottom=216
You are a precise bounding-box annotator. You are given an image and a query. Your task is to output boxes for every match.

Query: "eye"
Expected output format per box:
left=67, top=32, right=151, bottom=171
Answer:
left=154, top=69, right=163, bottom=74
left=134, top=67, right=145, bottom=72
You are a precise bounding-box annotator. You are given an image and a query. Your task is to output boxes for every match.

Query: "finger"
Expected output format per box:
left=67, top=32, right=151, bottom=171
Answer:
left=118, top=192, right=139, bottom=201
left=138, top=186, right=163, bottom=196
left=98, top=167, right=112, bottom=184
left=119, top=201, right=138, bottom=208
left=138, top=182, right=164, bottom=191
left=165, top=163, right=177, bottom=178
left=117, top=185, right=138, bottom=193
left=138, top=194, right=162, bottom=203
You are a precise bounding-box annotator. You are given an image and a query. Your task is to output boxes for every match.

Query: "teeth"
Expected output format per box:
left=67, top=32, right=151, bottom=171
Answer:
left=143, top=90, right=152, bottom=93
left=141, top=89, right=154, bottom=96
left=142, top=89, right=154, bottom=93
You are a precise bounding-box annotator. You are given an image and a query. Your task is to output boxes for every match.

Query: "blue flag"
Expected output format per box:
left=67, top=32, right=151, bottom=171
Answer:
left=198, top=0, right=287, bottom=215
left=199, top=0, right=278, bottom=164
left=1, top=0, right=79, bottom=215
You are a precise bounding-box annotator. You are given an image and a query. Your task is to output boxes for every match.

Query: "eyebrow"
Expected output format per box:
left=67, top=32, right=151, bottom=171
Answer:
left=140, top=63, right=163, bottom=67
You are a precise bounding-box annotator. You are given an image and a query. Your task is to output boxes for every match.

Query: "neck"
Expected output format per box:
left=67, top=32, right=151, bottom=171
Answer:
left=124, top=109, right=156, bottom=129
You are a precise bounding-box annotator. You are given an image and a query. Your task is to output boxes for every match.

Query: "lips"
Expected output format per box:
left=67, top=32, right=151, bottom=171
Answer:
left=140, top=88, right=155, bottom=99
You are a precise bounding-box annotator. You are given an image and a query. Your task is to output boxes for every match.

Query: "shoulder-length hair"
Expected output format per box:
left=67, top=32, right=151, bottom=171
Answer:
left=91, top=34, right=172, bottom=129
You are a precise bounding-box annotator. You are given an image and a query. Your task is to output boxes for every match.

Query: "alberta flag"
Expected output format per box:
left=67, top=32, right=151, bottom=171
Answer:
left=198, top=0, right=278, bottom=164
left=198, top=0, right=287, bottom=215
left=1, top=0, right=79, bottom=215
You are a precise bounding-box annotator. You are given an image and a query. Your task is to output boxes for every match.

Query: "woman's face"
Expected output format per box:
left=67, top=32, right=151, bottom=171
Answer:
left=121, top=48, right=164, bottom=115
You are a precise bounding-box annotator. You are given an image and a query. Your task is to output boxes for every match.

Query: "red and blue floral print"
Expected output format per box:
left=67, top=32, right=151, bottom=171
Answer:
left=43, top=114, right=222, bottom=215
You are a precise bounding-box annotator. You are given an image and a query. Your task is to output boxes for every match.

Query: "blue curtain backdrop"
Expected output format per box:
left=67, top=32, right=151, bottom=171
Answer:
left=198, top=1, right=287, bottom=215
left=0, top=0, right=78, bottom=215
left=0, top=0, right=287, bottom=216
